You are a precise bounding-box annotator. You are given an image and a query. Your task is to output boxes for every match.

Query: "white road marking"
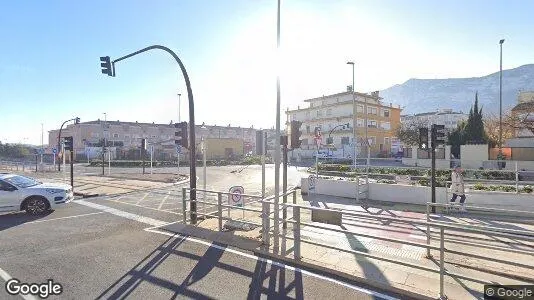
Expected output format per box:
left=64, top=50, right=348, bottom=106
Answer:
left=0, top=267, right=37, bottom=300
left=135, top=192, right=150, bottom=205
left=108, top=199, right=180, bottom=215
left=24, top=212, right=105, bottom=225
left=73, top=200, right=168, bottom=227
left=157, top=191, right=171, bottom=210
left=72, top=200, right=398, bottom=300
left=144, top=228, right=399, bottom=300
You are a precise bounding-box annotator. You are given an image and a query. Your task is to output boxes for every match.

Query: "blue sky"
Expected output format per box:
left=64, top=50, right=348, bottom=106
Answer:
left=1, top=0, right=533, bottom=145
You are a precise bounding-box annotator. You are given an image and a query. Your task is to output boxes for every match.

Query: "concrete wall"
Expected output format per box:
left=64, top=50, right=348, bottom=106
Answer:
left=402, top=146, right=451, bottom=169
left=204, top=138, right=243, bottom=159
left=461, top=144, right=489, bottom=169
left=301, top=177, right=534, bottom=210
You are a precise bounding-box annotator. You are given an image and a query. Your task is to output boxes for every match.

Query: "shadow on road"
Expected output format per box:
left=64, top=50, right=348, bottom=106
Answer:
left=0, top=211, right=52, bottom=231
left=97, top=234, right=304, bottom=299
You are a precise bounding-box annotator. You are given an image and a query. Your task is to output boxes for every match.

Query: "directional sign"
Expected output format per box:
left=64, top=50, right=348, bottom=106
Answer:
left=308, top=175, right=317, bottom=191
left=228, top=186, right=244, bottom=207
left=52, top=148, right=57, bottom=154
left=176, top=145, right=182, bottom=154
left=38, top=148, right=44, bottom=155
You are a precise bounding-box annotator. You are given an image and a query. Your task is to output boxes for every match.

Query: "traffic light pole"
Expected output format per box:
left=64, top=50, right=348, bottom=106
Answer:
left=57, top=117, right=78, bottom=171
left=431, top=140, right=436, bottom=214
left=70, top=150, right=74, bottom=190
left=109, top=45, right=197, bottom=224
left=281, top=136, right=288, bottom=230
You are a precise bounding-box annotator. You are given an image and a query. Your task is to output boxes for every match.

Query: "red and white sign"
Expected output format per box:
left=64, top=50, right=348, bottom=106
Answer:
left=228, top=186, right=244, bottom=207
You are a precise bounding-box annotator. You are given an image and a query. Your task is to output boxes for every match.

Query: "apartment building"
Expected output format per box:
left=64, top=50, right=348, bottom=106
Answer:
left=401, top=109, right=468, bottom=131
left=49, top=120, right=276, bottom=161
left=286, top=90, right=402, bottom=157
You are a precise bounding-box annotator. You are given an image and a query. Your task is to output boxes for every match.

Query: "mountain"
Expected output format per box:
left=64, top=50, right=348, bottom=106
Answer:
left=380, top=64, right=534, bottom=115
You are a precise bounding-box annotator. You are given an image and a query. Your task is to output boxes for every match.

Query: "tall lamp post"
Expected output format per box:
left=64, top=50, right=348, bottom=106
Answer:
left=347, top=62, right=356, bottom=168
left=499, top=39, right=505, bottom=153
left=177, top=93, right=181, bottom=173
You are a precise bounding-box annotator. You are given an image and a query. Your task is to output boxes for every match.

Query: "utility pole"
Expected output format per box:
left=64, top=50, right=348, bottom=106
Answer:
left=499, top=39, right=505, bottom=152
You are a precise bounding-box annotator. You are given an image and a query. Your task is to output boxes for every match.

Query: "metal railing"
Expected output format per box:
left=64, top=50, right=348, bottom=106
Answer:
left=182, top=188, right=534, bottom=299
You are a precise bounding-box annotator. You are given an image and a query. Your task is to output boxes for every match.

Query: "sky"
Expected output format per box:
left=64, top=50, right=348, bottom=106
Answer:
left=1, top=0, right=533, bottom=145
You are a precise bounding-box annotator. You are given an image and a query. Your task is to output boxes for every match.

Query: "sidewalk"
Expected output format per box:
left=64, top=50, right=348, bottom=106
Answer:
left=164, top=192, right=534, bottom=300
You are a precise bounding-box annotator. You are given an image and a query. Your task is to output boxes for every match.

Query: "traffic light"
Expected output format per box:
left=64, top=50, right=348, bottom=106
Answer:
left=141, top=138, right=147, bottom=150
left=432, top=124, right=446, bottom=147
left=256, top=130, right=264, bottom=155
left=75, top=117, right=80, bottom=124
left=290, top=120, right=303, bottom=149
left=100, top=56, right=113, bottom=76
left=418, top=128, right=429, bottom=149
left=64, top=137, right=73, bottom=151
left=174, top=122, right=189, bottom=149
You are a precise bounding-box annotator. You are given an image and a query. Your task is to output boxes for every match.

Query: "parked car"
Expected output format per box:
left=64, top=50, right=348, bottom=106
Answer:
left=0, top=173, right=73, bottom=215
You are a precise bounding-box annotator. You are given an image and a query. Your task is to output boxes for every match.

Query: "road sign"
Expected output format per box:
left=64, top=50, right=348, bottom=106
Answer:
left=228, top=186, right=244, bottom=207
left=176, top=145, right=182, bottom=154
left=52, top=148, right=57, bottom=154
left=308, top=175, right=317, bottom=191
left=38, top=148, right=44, bottom=155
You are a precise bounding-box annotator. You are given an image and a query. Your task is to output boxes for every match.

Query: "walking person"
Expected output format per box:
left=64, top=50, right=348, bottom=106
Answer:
left=450, top=166, right=466, bottom=211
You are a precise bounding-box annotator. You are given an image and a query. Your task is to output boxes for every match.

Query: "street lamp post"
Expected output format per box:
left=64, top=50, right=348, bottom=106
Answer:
left=104, top=45, right=198, bottom=224
left=273, top=0, right=282, bottom=254
left=347, top=62, right=356, bottom=168
left=177, top=93, right=181, bottom=173
left=499, top=39, right=505, bottom=152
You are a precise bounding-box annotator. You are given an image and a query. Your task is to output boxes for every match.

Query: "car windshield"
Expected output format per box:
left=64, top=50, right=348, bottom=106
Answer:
left=3, top=175, right=41, bottom=188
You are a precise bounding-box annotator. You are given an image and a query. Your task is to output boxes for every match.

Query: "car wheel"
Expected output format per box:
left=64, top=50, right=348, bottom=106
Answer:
left=25, top=197, right=50, bottom=215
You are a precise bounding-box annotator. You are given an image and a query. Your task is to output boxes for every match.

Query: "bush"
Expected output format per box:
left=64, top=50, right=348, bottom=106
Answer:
left=377, top=179, right=396, bottom=184
left=521, top=185, right=533, bottom=193
left=418, top=179, right=429, bottom=186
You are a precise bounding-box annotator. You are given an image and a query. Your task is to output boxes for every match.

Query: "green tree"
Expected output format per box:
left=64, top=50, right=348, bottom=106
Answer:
left=463, top=92, right=487, bottom=143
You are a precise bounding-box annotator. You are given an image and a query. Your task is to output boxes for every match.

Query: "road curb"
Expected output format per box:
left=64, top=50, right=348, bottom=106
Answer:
left=251, top=249, right=433, bottom=300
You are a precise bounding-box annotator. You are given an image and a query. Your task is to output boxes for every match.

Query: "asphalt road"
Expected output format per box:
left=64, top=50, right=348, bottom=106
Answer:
left=0, top=168, right=400, bottom=300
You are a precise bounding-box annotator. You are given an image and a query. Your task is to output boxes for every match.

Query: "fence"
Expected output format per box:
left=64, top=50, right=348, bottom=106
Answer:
left=182, top=187, right=534, bottom=299
left=0, top=160, right=56, bottom=173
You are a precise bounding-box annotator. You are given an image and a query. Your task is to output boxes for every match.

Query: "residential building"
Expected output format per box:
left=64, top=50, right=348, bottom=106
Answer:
left=506, top=91, right=534, bottom=148
left=49, top=120, right=274, bottom=161
left=286, top=90, right=402, bottom=157
left=401, top=109, right=468, bottom=132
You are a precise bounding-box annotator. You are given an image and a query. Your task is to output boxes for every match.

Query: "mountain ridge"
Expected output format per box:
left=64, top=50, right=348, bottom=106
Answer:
left=380, top=64, right=534, bottom=115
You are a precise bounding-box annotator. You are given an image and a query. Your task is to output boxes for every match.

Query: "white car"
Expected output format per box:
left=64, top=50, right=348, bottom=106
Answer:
left=0, top=173, right=73, bottom=215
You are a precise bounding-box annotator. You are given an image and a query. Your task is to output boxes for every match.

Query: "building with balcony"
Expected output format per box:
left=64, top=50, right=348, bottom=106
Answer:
left=286, top=90, right=402, bottom=158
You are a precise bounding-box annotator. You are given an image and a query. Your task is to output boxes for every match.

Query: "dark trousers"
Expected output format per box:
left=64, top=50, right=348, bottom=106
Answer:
left=450, top=193, right=466, bottom=204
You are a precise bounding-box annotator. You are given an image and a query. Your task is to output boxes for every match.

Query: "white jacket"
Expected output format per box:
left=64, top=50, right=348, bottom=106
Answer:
left=450, top=172, right=465, bottom=195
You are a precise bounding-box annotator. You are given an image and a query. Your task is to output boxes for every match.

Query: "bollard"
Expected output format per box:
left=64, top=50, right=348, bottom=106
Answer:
left=426, top=203, right=431, bottom=258
left=217, top=192, right=223, bottom=231
left=262, top=201, right=270, bottom=247
left=294, top=206, right=301, bottom=260
left=439, top=226, right=445, bottom=299
left=182, top=188, right=187, bottom=224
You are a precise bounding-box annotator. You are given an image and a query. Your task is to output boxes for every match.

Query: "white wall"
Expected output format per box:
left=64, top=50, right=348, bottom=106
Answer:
left=301, top=178, right=534, bottom=210
left=461, top=144, right=488, bottom=169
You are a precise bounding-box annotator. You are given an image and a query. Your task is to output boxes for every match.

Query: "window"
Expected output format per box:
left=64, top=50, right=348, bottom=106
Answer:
left=383, top=109, right=390, bottom=117
left=151, top=135, right=157, bottom=138
left=103, top=132, right=109, bottom=138
left=91, top=132, right=99, bottom=138
left=368, top=107, right=378, bottom=115
left=384, top=137, right=390, bottom=144
left=113, top=133, right=119, bottom=138
left=357, top=119, right=364, bottom=127
left=305, top=111, right=310, bottom=118
left=306, top=125, right=311, bottom=134
left=316, top=110, right=321, bottom=117
left=357, top=105, right=364, bottom=113
left=341, top=137, right=350, bottom=145
left=322, top=100, right=326, bottom=106
left=326, top=108, right=332, bottom=116
left=368, top=120, right=377, bottom=128
left=369, top=137, right=376, bottom=146
left=124, top=135, right=130, bottom=139
left=381, top=122, right=391, bottom=130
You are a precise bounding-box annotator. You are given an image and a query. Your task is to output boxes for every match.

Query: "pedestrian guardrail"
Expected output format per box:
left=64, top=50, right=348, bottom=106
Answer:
left=182, top=189, right=534, bottom=299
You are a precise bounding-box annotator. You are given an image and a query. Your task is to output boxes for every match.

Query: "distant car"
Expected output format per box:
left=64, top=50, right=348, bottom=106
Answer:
left=0, top=173, right=73, bottom=215
left=313, top=152, right=330, bottom=158
left=394, top=152, right=404, bottom=162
